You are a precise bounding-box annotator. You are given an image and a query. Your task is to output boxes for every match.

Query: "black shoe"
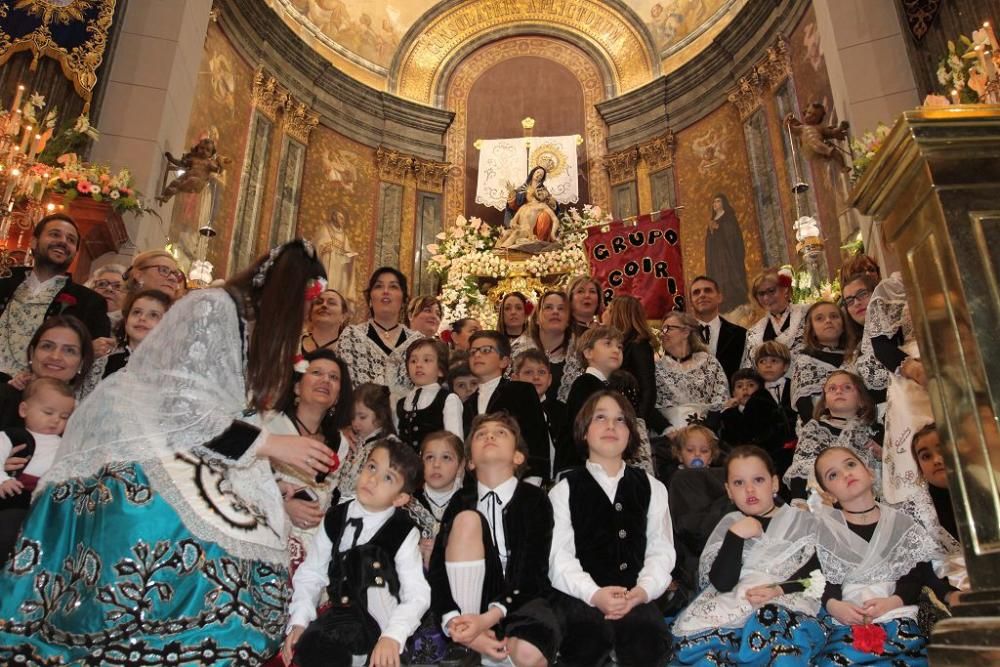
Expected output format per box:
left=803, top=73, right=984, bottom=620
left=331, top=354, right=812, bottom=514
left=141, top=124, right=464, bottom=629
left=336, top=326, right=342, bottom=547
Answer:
left=440, top=643, right=479, bottom=667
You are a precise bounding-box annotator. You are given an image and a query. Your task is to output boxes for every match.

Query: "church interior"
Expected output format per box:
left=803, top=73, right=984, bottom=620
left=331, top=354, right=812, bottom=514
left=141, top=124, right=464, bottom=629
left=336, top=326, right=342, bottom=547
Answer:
left=2, top=0, right=1000, bottom=664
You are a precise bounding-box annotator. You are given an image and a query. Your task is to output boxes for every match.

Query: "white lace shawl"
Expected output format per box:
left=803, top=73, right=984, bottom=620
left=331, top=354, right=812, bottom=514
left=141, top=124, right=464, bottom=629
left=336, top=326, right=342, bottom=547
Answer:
left=653, top=351, right=729, bottom=418
left=741, top=303, right=809, bottom=368
left=507, top=333, right=568, bottom=378
left=866, top=272, right=913, bottom=343
left=814, top=503, right=941, bottom=587
left=556, top=340, right=583, bottom=402
left=674, top=505, right=819, bottom=635
left=336, top=321, right=415, bottom=401
left=783, top=418, right=880, bottom=490
left=41, top=289, right=288, bottom=564
left=854, top=333, right=891, bottom=392
left=790, top=350, right=856, bottom=406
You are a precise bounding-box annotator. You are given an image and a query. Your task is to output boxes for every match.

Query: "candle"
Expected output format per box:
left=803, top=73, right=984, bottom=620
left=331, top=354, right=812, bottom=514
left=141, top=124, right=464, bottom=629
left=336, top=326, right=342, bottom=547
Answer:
left=985, top=49, right=998, bottom=77
left=951, top=88, right=960, bottom=104
left=28, top=134, right=41, bottom=159
left=9, top=84, right=24, bottom=114
left=18, top=125, right=32, bottom=153
left=985, top=22, right=999, bottom=51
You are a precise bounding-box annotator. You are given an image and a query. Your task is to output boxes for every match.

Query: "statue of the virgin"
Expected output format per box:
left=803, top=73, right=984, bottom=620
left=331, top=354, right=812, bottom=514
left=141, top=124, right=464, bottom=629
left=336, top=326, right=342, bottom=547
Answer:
left=502, top=166, right=561, bottom=243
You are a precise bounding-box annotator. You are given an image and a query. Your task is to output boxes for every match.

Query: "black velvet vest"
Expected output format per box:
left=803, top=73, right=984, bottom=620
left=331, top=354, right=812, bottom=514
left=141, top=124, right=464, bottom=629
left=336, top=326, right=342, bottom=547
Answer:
left=566, top=465, right=650, bottom=588
left=322, top=501, right=416, bottom=608
left=396, top=387, right=450, bottom=451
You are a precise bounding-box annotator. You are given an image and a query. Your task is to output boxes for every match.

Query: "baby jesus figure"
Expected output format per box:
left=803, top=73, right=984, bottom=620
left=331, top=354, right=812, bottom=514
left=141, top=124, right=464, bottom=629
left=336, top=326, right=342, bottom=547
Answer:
left=785, top=102, right=851, bottom=173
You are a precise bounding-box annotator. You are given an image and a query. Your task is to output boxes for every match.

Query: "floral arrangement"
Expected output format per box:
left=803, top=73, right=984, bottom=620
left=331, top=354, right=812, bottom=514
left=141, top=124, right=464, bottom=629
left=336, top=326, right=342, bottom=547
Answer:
left=935, top=30, right=992, bottom=103
left=45, top=153, right=149, bottom=215
left=782, top=263, right=841, bottom=304
left=428, top=205, right=604, bottom=326
left=850, top=123, right=892, bottom=181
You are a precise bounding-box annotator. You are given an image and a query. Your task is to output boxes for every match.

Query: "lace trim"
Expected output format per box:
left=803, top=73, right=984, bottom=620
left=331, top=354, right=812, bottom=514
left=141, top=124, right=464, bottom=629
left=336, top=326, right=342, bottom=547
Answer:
left=784, top=419, right=879, bottom=487
left=741, top=303, right=808, bottom=368
left=790, top=353, right=856, bottom=405
left=654, top=353, right=729, bottom=414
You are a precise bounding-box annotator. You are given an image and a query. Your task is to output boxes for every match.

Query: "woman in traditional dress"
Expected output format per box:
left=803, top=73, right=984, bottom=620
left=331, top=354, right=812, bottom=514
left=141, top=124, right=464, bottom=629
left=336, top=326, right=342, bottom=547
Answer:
left=654, top=310, right=730, bottom=435
left=266, top=348, right=353, bottom=573
left=841, top=272, right=890, bottom=403
left=813, top=447, right=957, bottom=666
left=556, top=276, right=605, bottom=400
left=335, top=266, right=415, bottom=401
left=673, top=446, right=825, bottom=665
left=790, top=301, right=857, bottom=426
left=0, top=240, right=337, bottom=665
left=741, top=268, right=809, bottom=368
left=705, top=194, right=749, bottom=312
left=509, top=290, right=572, bottom=401
left=300, top=288, right=349, bottom=354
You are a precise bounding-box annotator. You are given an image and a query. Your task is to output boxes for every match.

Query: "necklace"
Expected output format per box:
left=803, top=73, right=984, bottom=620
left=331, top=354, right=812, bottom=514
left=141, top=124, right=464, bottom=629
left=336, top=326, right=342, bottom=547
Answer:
left=373, top=319, right=400, bottom=333
left=293, top=415, right=322, bottom=438
left=306, top=332, right=338, bottom=349
left=843, top=504, right=878, bottom=515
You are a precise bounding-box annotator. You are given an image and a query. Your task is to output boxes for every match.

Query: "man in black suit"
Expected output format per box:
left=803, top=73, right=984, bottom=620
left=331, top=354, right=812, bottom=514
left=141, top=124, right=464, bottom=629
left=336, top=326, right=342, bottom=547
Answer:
left=463, top=330, right=551, bottom=483
left=689, top=275, right=746, bottom=383
left=0, top=214, right=109, bottom=381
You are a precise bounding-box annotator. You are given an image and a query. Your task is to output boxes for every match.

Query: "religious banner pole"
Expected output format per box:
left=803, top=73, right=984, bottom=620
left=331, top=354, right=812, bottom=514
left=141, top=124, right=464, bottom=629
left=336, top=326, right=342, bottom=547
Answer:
left=521, top=117, right=535, bottom=173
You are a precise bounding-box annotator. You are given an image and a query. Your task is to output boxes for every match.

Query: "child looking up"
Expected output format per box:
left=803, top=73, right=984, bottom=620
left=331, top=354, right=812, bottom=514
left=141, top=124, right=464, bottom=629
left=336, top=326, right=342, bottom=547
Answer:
left=548, top=391, right=674, bottom=666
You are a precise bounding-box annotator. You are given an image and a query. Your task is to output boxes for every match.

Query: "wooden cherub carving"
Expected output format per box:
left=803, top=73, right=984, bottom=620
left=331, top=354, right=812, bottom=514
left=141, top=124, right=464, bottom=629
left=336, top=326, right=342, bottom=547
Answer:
left=785, top=102, right=851, bottom=173
left=156, top=138, right=231, bottom=204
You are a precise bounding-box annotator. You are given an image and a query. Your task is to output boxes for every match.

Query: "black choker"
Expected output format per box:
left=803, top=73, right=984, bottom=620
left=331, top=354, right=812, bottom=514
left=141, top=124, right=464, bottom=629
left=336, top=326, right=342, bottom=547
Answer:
left=373, top=320, right=400, bottom=333
left=669, top=352, right=693, bottom=363
left=843, top=504, right=878, bottom=514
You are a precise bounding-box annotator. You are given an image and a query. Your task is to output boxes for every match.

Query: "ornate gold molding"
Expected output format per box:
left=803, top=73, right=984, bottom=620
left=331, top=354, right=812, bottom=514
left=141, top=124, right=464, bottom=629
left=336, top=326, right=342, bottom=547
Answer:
left=283, top=100, right=319, bottom=144
left=604, top=148, right=640, bottom=185
left=251, top=67, right=289, bottom=121
left=392, top=0, right=656, bottom=104
left=638, top=132, right=676, bottom=171
left=413, top=157, right=451, bottom=193
left=0, top=0, right=117, bottom=111
left=251, top=66, right=320, bottom=143
left=375, top=146, right=415, bottom=184
left=727, top=34, right=792, bottom=120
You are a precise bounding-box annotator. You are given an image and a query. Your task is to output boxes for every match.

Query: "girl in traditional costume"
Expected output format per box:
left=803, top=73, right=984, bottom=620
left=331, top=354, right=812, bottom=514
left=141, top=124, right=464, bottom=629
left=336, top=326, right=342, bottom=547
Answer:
left=784, top=371, right=883, bottom=501
left=672, top=446, right=826, bottom=666
left=790, top=301, right=857, bottom=426
left=812, top=446, right=957, bottom=666
left=0, top=240, right=336, bottom=665
left=741, top=268, right=809, bottom=369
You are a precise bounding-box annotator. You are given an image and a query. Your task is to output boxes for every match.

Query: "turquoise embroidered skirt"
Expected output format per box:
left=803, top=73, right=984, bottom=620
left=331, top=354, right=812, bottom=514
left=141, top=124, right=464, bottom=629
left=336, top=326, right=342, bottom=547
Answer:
left=0, top=462, right=290, bottom=666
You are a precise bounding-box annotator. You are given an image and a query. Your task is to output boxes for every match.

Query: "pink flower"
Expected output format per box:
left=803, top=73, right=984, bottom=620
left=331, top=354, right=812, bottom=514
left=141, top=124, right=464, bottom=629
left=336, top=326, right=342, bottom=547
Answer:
left=922, top=94, right=951, bottom=108
left=101, top=186, right=111, bottom=195
left=76, top=181, right=92, bottom=194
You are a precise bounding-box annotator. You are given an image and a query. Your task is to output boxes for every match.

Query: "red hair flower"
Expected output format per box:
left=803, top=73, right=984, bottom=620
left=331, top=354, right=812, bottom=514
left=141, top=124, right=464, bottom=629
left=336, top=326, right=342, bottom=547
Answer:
left=523, top=300, right=534, bottom=317
left=777, top=267, right=794, bottom=289
left=851, top=623, right=887, bottom=655
left=304, top=277, right=328, bottom=302
left=292, top=354, right=308, bottom=373
left=439, top=329, right=453, bottom=344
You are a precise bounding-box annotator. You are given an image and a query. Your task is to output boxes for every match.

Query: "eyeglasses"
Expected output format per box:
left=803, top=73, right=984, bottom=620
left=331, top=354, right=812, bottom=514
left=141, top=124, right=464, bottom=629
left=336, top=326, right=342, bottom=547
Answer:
left=661, top=325, right=689, bottom=334
left=93, top=279, right=123, bottom=292
left=755, top=286, right=779, bottom=299
left=469, top=345, right=498, bottom=356
left=842, top=289, right=871, bottom=308
left=141, top=264, right=184, bottom=281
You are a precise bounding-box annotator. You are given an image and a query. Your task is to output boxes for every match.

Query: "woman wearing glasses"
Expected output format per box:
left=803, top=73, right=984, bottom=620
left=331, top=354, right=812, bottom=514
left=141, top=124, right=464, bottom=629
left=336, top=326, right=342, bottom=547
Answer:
left=124, top=250, right=184, bottom=301
left=842, top=272, right=889, bottom=403
left=740, top=267, right=809, bottom=368
left=654, top=310, right=730, bottom=436
left=85, top=264, right=127, bottom=325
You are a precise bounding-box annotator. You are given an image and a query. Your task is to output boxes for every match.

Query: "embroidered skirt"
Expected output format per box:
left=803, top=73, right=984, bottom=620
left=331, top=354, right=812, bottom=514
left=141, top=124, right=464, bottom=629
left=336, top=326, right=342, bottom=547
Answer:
left=672, top=604, right=826, bottom=666
left=0, top=462, right=290, bottom=666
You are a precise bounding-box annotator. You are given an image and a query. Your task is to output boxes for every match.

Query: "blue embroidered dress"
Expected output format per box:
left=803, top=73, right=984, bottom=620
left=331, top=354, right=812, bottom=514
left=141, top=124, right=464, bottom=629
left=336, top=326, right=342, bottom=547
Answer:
left=0, top=289, right=291, bottom=665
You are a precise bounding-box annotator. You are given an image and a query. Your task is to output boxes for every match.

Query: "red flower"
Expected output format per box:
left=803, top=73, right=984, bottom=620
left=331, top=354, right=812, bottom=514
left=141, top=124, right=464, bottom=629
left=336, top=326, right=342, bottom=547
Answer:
left=329, top=451, right=340, bottom=473
left=851, top=623, right=887, bottom=655
left=523, top=300, right=534, bottom=317
left=56, top=293, right=77, bottom=306
left=440, top=329, right=453, bottom=344
left=304, top=277, right=327, bottom=302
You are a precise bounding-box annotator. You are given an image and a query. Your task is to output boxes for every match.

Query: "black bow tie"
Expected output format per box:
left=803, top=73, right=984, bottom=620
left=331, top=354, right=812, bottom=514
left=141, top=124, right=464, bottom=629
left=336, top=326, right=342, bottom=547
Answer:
left=480, top=490, right=504, bottom=547
left=346, top=517, right=364, bottom=548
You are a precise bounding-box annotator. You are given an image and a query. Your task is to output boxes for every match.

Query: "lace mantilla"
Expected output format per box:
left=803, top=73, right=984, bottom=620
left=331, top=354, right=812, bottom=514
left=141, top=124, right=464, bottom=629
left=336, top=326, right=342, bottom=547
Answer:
left=741, top=303, right=808, bottom=368
left=784, top=418, right=880, bottom=489
left=790, top=351, right=856, bottom=405
left=336, top=322, right=415, bottom=401
left=654, top=352, right=729, bottom=415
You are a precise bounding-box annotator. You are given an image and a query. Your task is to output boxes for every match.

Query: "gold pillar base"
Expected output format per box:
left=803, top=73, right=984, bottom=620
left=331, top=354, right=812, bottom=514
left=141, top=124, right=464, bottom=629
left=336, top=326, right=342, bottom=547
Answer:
left=930, top=588, right=1000, bottom=665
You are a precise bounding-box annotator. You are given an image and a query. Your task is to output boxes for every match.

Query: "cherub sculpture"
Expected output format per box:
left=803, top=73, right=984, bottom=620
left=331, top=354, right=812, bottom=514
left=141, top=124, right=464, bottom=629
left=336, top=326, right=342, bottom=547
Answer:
left=156, top=138, right=230, bottom=204
left=785, top=102, right=851, bottom=173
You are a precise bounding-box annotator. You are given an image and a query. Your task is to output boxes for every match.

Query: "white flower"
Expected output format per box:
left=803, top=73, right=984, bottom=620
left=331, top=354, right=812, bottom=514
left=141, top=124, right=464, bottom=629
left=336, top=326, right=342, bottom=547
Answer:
left=802, top=569, right=826, bottom=599
left=109, top=190, right=120, bottom=200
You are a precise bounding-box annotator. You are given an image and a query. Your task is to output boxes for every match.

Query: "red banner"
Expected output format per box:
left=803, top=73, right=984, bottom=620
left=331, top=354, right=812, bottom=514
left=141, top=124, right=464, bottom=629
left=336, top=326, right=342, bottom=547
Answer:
left=584, top=210, right=686, bottom=319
